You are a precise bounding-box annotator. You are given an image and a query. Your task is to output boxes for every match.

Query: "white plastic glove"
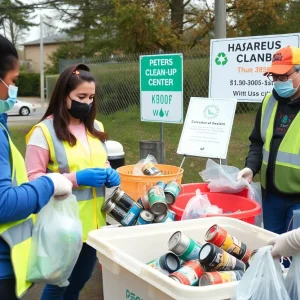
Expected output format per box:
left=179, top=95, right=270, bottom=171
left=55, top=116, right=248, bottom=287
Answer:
left=45, top=173, right=73, bottom=199
left=268, top=228, right=300, bottom=258
left=236, top=167, right=253, bottom=183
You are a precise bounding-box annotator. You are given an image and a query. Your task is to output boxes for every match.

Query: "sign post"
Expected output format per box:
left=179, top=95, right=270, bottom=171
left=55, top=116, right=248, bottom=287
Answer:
left=177, top=97, right=237, bottom=160
left=140, top=54, right=183, bottom=162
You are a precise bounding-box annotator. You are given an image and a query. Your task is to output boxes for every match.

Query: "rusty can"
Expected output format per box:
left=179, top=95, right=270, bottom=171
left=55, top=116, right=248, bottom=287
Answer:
left=164, top=181, right=181, bottom=205
left=169, top=260, right=205, bottom=286
left=168, top=231, right=202, bottom=262
left=142, top=162, right=162, bottom=176
left=148, top=185, right=168, bottom=215
left=199, top=270, right=244, bottom=286
left=205, top=224, right=251, bottom=263
left=199, top=243, right=246, bottom=272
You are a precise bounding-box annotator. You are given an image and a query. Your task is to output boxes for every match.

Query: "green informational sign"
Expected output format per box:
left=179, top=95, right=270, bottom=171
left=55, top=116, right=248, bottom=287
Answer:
left=140, top=54, right=183, bottom=123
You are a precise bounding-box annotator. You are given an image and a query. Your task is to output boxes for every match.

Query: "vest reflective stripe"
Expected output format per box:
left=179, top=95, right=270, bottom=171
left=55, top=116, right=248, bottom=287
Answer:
left=1, top=219, right=33, bottom=248
left=26, top=119, right=107, bottom=240
left=260, top=93, right=300, bottom=193
left=0, top=124, right=33, bottom=298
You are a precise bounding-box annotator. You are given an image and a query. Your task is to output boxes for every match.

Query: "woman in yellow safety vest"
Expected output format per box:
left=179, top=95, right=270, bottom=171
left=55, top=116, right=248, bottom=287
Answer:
left=0, top=35, right=73, bottom=300
left=25, top=63, right=120, bottom=299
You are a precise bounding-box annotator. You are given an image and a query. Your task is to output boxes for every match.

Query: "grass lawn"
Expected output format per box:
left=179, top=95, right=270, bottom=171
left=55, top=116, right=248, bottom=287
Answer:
left=10, top=106, right=256, bottom=184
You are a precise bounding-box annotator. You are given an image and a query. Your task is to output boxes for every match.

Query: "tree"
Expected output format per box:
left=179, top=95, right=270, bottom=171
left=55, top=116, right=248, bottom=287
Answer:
left=0, top=0, right=36, bottom=47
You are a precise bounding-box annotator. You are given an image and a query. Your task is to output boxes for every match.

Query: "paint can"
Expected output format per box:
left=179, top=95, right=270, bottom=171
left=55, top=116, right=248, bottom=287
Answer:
left=205, top=224, right=251, bottom=263
left=102, top=199, right=127, bottom=224
left=169, top=260, right=205, bottom=286
left=110, top=187, right=136, bottom=212
left=142, top=162, right=162, bottom=176
left=164, top=181, right=181, bottom=205
left=136, top=210, right=155, bottom=225
left=199, top=270, right=244, bottom=286
left=168, top=231, right=202, bottom=262
left=148, top=185, right=168, bottom=215
left=154, top=210, right=176, bottom=223
left=147, top=252, right=181, bottom=275
left=137, top=194, right=150, bottom=210
left=199, top=243, right=246, bottom=272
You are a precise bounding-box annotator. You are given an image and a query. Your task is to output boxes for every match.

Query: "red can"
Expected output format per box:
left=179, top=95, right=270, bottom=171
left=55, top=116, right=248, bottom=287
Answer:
left=199, top=270, right=244, bottom=286
left=205, top=224, right=251, bottom=263
left=169, top=260, right=204, bottom=286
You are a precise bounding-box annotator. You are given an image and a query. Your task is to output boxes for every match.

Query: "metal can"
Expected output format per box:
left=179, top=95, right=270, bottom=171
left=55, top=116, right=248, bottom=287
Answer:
left=136, top=210, right=155, bottom=225
left=164, top=181, right=181, bottom=205
left=154, top=210, right=176, bottom=223
left=121, top=202, right=143, bottom=226
left=205, top=224, right=251, bottom=263
left=156, top=181, right=167, bottom=190
left=199, top=270, right=244, bottom=286
left=199, top=243, right=246, bottom=272
left=102, top=199, right=127, bottom=224
left=248, top=249, right=258, bottom=265
left=110, top=187, right=136, bottom=212
left=142, top=162, right=162, bottom=176
left=169, top=260, right=205, bottom=286
left=147, top=252, right=181, bottom=275
left=148, top=186, right=168, bottom=215
left=137, top=194, right=150, bottom=210
left=168, top=231, right=202, bottom=262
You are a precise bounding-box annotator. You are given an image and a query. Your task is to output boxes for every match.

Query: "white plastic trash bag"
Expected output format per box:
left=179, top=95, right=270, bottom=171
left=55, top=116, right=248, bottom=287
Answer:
left=199, top=159, right=248, bottom=193
left=27, top=194, right=83, bottom=287
left=132, top=154, right=158, bottom=176
left=285, top=253, right=300, bottom=299
left=233, top=246, right=290, bottom=300
left=181, top=188, right=222, bottom=220
left=248, top=182, right=263, bottom=227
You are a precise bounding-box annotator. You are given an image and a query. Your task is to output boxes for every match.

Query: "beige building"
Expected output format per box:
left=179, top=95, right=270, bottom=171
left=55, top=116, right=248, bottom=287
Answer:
left=23, top=34, right=83, bottom=73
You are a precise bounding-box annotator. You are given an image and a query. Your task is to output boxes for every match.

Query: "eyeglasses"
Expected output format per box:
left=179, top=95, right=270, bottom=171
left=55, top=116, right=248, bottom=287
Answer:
left=267, top=71, right=297, bottom=82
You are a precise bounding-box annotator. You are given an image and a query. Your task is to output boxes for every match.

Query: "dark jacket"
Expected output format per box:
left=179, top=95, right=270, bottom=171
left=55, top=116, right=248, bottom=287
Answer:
left=245, top=89, right=300, bottom=201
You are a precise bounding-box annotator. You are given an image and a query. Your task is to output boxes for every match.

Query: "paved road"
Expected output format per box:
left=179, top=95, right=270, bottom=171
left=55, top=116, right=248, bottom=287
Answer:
left=24, top=265, right=104, bottom=300
left=7, top=107, right=46, bottom=127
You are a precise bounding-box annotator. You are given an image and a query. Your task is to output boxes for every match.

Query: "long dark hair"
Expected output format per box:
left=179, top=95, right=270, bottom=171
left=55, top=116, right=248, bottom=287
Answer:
left=0, top=35, right=19, bottom=80
left=42, top=64, right=108, bottom=145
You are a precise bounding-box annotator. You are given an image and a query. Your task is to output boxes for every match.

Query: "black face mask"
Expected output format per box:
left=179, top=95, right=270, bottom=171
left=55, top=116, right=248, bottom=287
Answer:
left=68, top=98, right=92, bottom=120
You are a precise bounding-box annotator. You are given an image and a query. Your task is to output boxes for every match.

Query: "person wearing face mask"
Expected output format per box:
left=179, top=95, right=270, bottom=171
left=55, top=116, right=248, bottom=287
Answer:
left=25, top=64, right=120, bottom=300
left=237, top=46, right=300, bottom=243
left=0, top=36, right=73, bottom=300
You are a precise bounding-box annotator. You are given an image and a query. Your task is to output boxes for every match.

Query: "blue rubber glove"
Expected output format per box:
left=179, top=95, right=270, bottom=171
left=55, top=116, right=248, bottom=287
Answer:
left=105, top=168, right=121, bottom=188
left=76, top=168, right=107, bottom=187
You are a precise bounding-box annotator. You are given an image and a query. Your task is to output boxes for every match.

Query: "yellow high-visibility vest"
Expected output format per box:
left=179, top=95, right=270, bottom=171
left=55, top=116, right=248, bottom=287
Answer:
left=26, top=119, right=107, bottom=240
left=0, top=123, right=33, bottom=298
left=261, top=93, right=300, bottom=193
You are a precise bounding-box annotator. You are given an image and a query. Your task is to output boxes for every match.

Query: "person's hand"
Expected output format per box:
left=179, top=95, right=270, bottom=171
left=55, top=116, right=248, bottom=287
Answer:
left=45, top=173, right=73, bottom=199
left=268, top=228, right=300, bottom=258
left=237, top=167, right=253, bottom=183
left=105, top=168, right=121, bottom=188
left=76, top=168, right=107, bottom=187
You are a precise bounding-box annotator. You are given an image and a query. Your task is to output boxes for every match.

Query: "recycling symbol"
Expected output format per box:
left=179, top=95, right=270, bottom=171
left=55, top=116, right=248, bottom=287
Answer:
left=215, top=52, right=228, bottom=66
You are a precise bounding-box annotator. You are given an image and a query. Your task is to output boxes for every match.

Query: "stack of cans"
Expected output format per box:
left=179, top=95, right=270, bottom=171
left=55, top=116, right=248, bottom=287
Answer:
left=102, top=181, right=182, bottom=226
left=146, top=224, right=253, bottom=287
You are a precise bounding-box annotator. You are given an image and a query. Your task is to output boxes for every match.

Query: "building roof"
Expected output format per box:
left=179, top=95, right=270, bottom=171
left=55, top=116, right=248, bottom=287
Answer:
left=24, top=33, right=83, bottom=46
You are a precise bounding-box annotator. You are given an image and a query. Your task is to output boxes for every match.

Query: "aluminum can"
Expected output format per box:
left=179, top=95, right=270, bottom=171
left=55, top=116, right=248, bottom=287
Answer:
left=154, top=210, right=176, bottom=223
left=205, top=224, right=251, bottom=263
left=102, top=199, right=127, bottom=224
left=148, top=186, right=168, bottom=215
left=199, top=270, right=244, bottom=286
left=136, top=210, right=155, bottom=225
left=120, top=202, right=143, bottom=226
left=169, top=260, right=204, bottom=286
left=147, top=252, right=181, bottom=275
left=199, top=243, right=246, bottom=272
left=137, top=194, right=150, bottom=210
left=168, top=231, right=202, bottom=262
left=110, top=187, right=136, bottom=212
left=156, top=181, right=167, bottom=190
left=164, top=181, right=181, bottom=205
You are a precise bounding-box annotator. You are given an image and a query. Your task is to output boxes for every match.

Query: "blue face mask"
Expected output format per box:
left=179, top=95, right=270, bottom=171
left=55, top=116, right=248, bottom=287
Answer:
left=274, top=74, right=300, bottom=98
left=0, top=78, right=18, bottom=113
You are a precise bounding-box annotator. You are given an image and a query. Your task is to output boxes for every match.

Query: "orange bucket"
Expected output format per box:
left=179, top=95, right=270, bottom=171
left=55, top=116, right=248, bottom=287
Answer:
left=116, top=164, right=184, bottom=201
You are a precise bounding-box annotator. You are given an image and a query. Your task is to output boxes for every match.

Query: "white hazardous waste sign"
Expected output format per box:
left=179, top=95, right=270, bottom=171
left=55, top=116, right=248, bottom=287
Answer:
left=209, top=33, right=300, bottom=102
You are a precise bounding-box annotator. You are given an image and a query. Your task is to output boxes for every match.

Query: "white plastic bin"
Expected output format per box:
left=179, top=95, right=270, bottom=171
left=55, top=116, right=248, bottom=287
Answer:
left=87, top=217, right=276, bottom=300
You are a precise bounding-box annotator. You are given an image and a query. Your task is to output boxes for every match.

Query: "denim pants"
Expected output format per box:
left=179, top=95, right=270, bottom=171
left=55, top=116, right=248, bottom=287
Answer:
left=41, top=243, right=97, bottom=300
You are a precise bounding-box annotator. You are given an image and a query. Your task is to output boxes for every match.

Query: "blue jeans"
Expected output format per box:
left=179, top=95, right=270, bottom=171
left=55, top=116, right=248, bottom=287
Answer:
left=263, top=193, right=300, bottom=234
left=41, top=243, right=97, bottom=300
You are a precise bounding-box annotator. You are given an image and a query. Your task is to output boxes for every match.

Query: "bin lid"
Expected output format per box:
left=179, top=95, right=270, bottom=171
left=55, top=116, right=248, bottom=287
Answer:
left=106, top=140, right=124, bottom=157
